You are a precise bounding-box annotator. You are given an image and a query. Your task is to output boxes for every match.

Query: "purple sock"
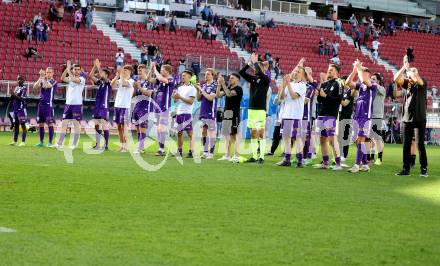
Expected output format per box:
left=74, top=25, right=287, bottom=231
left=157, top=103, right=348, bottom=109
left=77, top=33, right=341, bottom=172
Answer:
left=209, top=137, right=215, bottom=154
left=362, top=147, right=368, bottom=165
left=73, top=133, right=80, bottom=146
left=58, top=132, right=65, bottom=146
left=285, top=153, right=291, bottom=162
left=21, top=129, right=26, bottom=143
left=103, top=130, right=109, bottom=147
left=158, top=132, right=166, bottom=150
left=138, top=132, right=146, bottom=150
left=96, top=129, right=102, bottom=147
left=303, top=140, right=310, bottom=158
left=296, top=153, right=303, bottom=164
left=335, top=156, right=341, bottom=166
left=39, top=127, right=45, bottom=143
left=356, top=143, right=363, bottom=166
left=323, top=155, right=329, bottom=165
left=202, top=136, right=208, bottom=152
left=178, top=147, right=182, bottom=155
left=48, top=126, right=54, bottom=144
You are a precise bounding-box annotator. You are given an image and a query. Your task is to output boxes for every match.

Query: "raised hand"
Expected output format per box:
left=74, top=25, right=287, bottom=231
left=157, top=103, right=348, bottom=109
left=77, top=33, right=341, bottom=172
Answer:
left=217, top=75, right=224, bottom=84
left=39, top=69, right=45, bottom=78
left=94, top=58, right=101, bottom=68
left=250, top=53, right=258, bottom=64
left=319, top=72, right=327, bottom=83
left=66, top=60, right=71, bottom=70
left=283, top=74, right=290, bottom=84
left=403, top=55, right=410, bottom=70
left=298, top=58, right=305, bottom=67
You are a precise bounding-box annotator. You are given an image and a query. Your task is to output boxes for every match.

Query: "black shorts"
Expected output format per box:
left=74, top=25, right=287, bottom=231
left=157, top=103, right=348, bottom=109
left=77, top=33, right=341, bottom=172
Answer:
left=222, top=116, right=240, bottom=135
left=371, top=118, right=384, bottom=140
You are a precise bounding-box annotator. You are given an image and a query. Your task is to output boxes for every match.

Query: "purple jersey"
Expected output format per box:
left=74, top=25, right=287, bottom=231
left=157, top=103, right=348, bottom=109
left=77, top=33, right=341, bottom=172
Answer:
left=95, top=80, right=112, bottom=109
left=39, top=79, right=57, bottom=107
left=303, top=81, right=317, bottom=121
left=199, top=82, right=218, bottom=119
left=154, top=76, right=176, bottom=113
left=354, top=82, right=377, bottom=119
left=12, top=85, right=27, bottom=111
left=133, top=79, right=154, bottom=115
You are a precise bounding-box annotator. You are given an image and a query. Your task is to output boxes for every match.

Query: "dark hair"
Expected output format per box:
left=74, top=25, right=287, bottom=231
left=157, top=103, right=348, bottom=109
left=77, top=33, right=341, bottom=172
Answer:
left=372, top=73, right=383, bottom=86
left=182, top=70, right=193, bottom=76
left=329, top=64, right=341, bottom=72
left=101, top=68, right=110, bottom=77
left=230, top=73, right=241, bottom=80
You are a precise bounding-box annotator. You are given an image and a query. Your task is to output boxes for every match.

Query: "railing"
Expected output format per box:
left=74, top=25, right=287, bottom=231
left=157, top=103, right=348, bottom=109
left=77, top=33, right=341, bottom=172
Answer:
left=251, top=0, right=308, bottom=15
left=185, top=55, right=245, bottom=76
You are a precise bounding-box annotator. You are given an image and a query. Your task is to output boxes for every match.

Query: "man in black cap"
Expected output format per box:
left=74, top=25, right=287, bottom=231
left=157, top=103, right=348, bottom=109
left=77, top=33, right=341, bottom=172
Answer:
left=394, top=55, right=428, bottom=177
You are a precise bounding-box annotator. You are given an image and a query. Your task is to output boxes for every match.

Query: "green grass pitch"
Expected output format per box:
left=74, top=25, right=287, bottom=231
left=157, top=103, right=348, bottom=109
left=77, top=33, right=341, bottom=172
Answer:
left=0, top=132, right=439, bottom=265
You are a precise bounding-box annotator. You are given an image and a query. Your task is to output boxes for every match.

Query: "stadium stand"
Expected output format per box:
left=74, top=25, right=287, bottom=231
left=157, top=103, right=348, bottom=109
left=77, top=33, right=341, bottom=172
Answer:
left=369, top=31, right=440, bottom=89
left=0, top=0, right=133, bottom=84
left=114, top=20, right=243, bottom=71
left=257, top=26, right=393, bottom=83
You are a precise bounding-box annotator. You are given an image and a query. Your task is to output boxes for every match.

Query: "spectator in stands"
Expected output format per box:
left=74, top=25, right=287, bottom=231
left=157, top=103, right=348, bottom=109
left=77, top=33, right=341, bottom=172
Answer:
left=35, top=21, right=44, bottom=42
left=372, top=38, right=381, bottom=53
left=26, top=21, right=33, bottom=43
left=318, top=37, right=324, bottom=55
left=201, top=6, right=209, bottom=21
left=265, top=51, right=273, bottom=68
left=178, top=59, right=186, bottom=75
left=249, top=30, right=259, bottom=51
left=407, top=46, right=414, bottom=63
left=56, top=2, right=64, bottom=21
left=349, top=14, right=358, bottom=35
left=424, top=23, right=430, bottom=33
left=331, top=11, right=337, bottom=22
left=74, top=9, right=83, bottom=30
left=80, top=0, right=88, bottom=19
left=332, top=39, right=340, bottom=57
left=25, top=47, right=41, bottom=60
left=66, top=0, right=74, bottom=13
left=224, top=21, right=232, bottom=47
left=237, top=21, right=247, bottom=51
left=191, top=60, right=201, bottom=80
left=33, top=12, right=42, bottom=24
left=147, top=43, right=157, bottom=66
left=354, top=28, right=361, bottom=50
left=202, top=23, right=209, bottom=39
left=266, top=18, right=275, bottom=29
left=335, top=19, right=342, bottom=36
left=325, top=38, right=332, bottom=56
left=209, top=23, right=219, bottom=44
left=402, top=20, right=409, bottom=31
left=42, top=21, right=49, bottom=42
left=372, top=49, right=379, bottom=64
left=196, top=21, right=202, bottom=39
left=363, top=23, right=372, bottom=45
left=48, top=3, right=57, bottom=21
left=123, top=0, right=130, bottom=13
left=19, top=20, right=27, bottom=42
left=85, top=7, right=93, bottom=30
left=169, top=16, right=177, bottom=34
left=115, top=48, right=125, bottom=69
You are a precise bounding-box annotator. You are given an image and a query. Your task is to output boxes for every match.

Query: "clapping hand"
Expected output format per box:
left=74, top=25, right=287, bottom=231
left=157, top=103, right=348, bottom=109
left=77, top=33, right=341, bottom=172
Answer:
left=250, top=53, right=258, bottom=64
left=94, top=58, right=101, bottom=68
left=39, top=69, right=45, bottom=78
left=403, top=55, right=410, bottom=70
left=66, top=60, right=71, bottom=70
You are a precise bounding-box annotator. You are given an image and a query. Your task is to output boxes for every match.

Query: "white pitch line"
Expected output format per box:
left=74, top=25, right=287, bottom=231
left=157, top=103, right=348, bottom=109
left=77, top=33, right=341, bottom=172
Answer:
left=0, top=227, right=16, bottom=233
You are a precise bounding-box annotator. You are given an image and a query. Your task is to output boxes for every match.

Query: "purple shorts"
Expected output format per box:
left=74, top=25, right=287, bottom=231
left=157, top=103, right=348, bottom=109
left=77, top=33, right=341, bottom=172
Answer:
left=174, top=113, right=193, bottom=132
left=316, top=116, right=337, bottom=137
left=14, top=109, right=27, bottom=123
left=301, top=119, right=312, bottom=139
left=132, top=111, right=149, bottom=129
left=37, top=105, right=55, bottom=124
left=113, top=107, right=130, bottom=124
left=200, top=117, right=217, bottom=131
left=63, top=105, right=83, bottom=121
left=280, top=119, right=302, bottom=138
left=93, top=107, right=109, bottom=121
left=155, top=109, right=170, bottom=127
left=353, top=118, right=371, bottom=139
